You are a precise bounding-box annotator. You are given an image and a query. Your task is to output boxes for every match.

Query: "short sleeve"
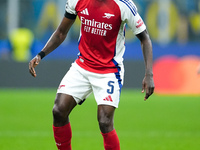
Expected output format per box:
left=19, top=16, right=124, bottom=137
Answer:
left=65, top=0, right=78, bottom=16
left=119, top=0, right=146, bottom=35
left=128, top=13, right=146, bottom=35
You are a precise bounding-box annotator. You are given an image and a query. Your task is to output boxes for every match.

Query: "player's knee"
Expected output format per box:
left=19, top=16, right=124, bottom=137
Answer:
left=52, top=104, right=67, bottom=121
left=98, top=116, right=113, bottom=132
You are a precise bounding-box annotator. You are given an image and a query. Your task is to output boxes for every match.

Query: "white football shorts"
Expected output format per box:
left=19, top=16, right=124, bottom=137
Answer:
left=57, top=62, right=124, bottom=108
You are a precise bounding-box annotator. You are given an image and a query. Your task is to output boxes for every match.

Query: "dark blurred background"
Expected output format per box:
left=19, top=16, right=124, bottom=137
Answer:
left=0, top=0, right=200, bottom=91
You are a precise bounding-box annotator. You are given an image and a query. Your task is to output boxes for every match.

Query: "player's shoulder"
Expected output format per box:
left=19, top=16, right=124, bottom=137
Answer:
left=66, top=0, right=79, bottom=8
left=66, top=0, right=80, bottom=15
left=114, top=0, right=137, bottom=6
left=115, top=0, right=138, bottom=13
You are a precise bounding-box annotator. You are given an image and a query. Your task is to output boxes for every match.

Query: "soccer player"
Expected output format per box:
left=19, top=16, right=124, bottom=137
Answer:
left=29, top=0, right=154, bottom=149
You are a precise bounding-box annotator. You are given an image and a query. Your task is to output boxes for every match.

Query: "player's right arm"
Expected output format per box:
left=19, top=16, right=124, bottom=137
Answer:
left=29, top=16, right=76, bottom=77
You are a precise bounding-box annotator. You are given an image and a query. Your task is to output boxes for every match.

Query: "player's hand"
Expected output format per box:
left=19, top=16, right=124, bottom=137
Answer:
left=29, top=55, right=41, bottom=77
left=142, top=74, right=154, bottom=101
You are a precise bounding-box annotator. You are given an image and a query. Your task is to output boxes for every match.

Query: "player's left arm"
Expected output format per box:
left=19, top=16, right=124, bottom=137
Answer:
left=120, top=0, right=154, bottom=100
left=136, top=30, right=155, bottom=100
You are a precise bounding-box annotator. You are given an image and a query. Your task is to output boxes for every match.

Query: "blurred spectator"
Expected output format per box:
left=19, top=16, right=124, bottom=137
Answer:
left=0, top=40, right=11, bottom=60
left=1, top=0, right=200, bottom=61
left=9, top=28, right=34, bottom=62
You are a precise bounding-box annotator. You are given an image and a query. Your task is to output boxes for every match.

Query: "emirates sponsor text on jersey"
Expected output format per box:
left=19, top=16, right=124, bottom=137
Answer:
left=80, top=16, right=113, bottom=36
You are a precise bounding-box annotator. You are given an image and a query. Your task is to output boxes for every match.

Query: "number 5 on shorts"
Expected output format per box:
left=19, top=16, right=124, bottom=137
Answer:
left=107, top=81, right=114, bottom=94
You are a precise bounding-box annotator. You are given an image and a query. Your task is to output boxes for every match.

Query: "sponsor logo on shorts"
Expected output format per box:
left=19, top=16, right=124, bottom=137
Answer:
left=103, top=95, right=113, bottom=102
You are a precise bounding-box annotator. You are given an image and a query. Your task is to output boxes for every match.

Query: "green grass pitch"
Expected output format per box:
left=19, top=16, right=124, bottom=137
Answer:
left=0, top=89, right=200, bottom=150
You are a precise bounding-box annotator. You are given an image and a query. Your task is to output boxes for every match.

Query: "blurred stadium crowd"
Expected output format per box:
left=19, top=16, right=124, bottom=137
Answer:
left=0, top=0, right=199, bottom=61
left=0, top=0, right=200, bottom=94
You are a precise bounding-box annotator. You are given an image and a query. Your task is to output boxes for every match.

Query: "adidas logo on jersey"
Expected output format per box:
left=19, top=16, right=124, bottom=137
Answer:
left=80, top=8, right=89, bottom=15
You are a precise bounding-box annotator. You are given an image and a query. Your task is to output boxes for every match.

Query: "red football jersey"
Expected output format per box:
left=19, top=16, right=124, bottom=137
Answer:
left=65, top=0, right=146, bottom=73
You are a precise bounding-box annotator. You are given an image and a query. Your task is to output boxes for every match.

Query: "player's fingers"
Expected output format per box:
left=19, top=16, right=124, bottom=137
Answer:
left=144, top=93, right=149, bottom=101
left=29, top=66, right=36, bottom=77
left=144, top=87, right=154, bottom=101
left=141, top=82, right=145, bottom=93
left=149, top=87, right=154, bottom=96
left=31, top=67, right=37, bottom=77
left=144, top=87, right=149, bottom=100
left=150, top=87, right=154, bottom=95
left=29, top=61, right=37, bottom=77
left=141, top=88, right=144, bottom=93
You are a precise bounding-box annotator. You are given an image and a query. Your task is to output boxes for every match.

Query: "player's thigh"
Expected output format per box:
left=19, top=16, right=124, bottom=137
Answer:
left=90, top=72, right=123, bottom=108
left=57, top=63, right=92, bottom=105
